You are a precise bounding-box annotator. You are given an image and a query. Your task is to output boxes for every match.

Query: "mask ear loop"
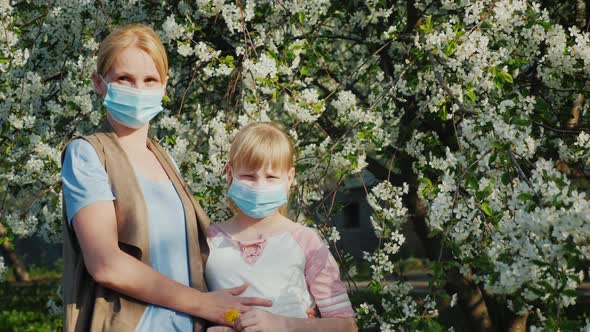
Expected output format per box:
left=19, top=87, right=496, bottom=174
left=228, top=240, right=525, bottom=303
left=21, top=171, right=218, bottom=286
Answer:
left=98, top=74, right=109, bottom=90
left=226, top=164, right=234, bottom=190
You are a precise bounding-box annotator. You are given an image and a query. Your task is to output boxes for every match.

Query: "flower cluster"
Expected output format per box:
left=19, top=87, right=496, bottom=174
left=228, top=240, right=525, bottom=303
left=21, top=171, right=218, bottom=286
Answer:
left=2, top=0, right=590, bottom=329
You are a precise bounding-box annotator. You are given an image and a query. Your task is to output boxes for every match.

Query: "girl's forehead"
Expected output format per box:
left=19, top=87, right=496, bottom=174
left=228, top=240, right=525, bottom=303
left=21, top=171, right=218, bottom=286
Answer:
left=234, top=162, right=286, bottom=173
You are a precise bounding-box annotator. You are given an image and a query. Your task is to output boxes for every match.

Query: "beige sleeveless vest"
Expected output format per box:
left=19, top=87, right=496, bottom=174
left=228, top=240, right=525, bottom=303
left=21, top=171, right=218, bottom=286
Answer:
left=61, top=121, right=210, bottom=331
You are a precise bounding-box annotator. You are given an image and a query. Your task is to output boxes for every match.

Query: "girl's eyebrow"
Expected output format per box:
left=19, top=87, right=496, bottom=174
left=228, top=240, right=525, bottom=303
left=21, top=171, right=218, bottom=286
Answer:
left=144, top=74, right=160, bottom=81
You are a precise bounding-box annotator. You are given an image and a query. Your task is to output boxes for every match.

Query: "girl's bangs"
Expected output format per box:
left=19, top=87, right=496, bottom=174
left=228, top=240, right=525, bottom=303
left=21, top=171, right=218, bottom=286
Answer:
left=230, top=123, right=293, bottom=172
left=232, top=134, right=292, bottom=172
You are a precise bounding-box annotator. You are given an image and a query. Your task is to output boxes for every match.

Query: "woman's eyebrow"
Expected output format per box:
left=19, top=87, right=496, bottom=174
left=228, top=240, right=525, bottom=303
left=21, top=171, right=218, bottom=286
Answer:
left=112, top=71, right=133, bottom=77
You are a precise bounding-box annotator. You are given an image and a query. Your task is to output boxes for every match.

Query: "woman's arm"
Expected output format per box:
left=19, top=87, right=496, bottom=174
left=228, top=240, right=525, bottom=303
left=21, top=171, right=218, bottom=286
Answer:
left=73, top=200, right=272, bottom=325
left=232, top=309, right=357, bottom=332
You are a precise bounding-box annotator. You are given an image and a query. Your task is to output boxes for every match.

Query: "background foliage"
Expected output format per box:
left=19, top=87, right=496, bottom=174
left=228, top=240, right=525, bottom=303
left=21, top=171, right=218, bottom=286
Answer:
left=1, top=0, right=590, bottom=330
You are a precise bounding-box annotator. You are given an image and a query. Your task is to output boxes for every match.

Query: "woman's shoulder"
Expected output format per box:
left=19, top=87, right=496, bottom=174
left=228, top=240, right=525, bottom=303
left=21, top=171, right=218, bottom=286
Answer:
left=62, top=138, right=106, bottom=173
left=64, top=138, right=100, bottom=162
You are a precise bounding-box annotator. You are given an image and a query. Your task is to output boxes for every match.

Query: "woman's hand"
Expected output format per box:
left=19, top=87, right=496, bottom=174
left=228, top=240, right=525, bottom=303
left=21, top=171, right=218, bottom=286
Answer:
left=233, top=308, right=290, bottom=332
left=198, top=284, right=273, bottom=326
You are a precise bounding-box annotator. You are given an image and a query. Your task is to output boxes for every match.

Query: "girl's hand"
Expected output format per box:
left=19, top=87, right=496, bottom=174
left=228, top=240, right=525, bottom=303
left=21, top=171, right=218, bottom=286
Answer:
left=233, top=309, right=290, bottom=332
left=207, top=327, right=237, bottom=332
left=199, top=284, right=272, bottom=325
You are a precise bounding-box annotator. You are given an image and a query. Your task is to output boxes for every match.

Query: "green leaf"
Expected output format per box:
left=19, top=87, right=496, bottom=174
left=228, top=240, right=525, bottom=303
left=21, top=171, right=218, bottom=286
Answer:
left=500, top=172, right=511, bottom=185
left=297, top=12, right=305, bottom=23
left=536, top=20, right=553, bottom=31
left=531, top=259, right=550, bottom=267
left=443, top=40, right=457, bottom=57
left=494, top=77, right=504, bottom=90
left=492, top=141, right=504, bottom=150
left=419, top=177, right=433, bottom=186
left=498, top=71, right=513, bottom=83
left=439, top=103, right=448, bottom=120
left=162, top=95, right=171, bottom=103
left=221, top=55, right=235, bottom=68
left=299, top=67, right=311, bottom=76
left=418, top=16, right=433, bottom=34
left=466, top=87, right=476, bottom=103
left=517, top=192, right=533, bottom=201
left=467, top=177, right=479, bottom=190
left=481, top=202, right=493, bottom=216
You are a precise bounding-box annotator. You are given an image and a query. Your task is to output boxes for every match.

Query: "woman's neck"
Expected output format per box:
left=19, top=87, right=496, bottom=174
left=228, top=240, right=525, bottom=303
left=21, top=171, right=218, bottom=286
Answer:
left=107, top=115, right=149, bottom=152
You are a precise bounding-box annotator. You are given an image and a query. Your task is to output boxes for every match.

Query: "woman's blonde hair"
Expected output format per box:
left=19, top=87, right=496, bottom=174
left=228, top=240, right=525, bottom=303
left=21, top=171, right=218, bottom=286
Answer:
left=228, top=122, right=295, bottom=217
left=97, top=23, right=168, bottom=81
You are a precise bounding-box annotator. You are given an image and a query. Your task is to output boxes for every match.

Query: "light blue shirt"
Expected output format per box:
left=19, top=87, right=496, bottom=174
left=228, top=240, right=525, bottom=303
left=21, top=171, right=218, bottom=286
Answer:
left=61, top=139, right=194, bottom=332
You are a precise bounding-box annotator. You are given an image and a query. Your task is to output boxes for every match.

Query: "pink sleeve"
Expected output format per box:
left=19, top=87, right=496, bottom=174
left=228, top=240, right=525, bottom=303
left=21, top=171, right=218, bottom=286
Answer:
left=292, top=228, right=354, bottom=318
left=207, top=224, right=223, bottom=239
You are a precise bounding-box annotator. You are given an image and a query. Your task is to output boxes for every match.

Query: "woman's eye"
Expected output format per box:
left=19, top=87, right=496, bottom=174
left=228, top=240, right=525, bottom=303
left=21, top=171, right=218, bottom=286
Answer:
left=118, top=76, right=129, bottom=81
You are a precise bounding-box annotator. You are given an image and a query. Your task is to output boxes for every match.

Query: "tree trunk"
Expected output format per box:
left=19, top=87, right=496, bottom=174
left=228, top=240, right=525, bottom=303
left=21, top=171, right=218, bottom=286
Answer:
left=577, top=0, right=586, bottom=28
left=0, top=223, right=30, bottom=282
left=572, top=1, right=587, bottom=129
left=405, top=0, right=420, bottom=33
left=446, top=269, right=495, bottom=332
left=568, top=86, right=584, bottom=129
left=367, top=155, right=495, bottom=331
left=505, top=313, right=529, bottom=332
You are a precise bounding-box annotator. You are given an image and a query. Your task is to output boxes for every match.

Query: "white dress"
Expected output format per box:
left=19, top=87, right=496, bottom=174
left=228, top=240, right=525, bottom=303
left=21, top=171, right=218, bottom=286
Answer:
left=205, top=223, right=354, bottom=318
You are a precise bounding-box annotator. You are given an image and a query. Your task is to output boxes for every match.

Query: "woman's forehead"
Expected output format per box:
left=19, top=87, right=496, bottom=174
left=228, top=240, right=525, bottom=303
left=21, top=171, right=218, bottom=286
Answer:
left=109, top=47, right=160, bottom=77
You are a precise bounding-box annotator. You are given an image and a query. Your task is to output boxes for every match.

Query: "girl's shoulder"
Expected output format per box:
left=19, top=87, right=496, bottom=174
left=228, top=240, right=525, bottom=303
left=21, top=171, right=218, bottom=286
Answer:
left=286, top=223, right=327, bottom=251
left=206, top=222, right=227, bottom=239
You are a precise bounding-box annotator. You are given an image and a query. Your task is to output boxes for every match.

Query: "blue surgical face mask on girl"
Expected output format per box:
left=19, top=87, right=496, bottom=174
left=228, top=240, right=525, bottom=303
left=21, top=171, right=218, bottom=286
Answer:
left=228, top=175, right=288, bottom=219
left=99, top=75, right=164, bottom=129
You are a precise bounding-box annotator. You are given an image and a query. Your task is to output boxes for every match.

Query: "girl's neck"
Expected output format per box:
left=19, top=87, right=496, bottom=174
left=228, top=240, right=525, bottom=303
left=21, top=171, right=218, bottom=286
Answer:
left=232, top=212, right=285, bottom=234
left=107, top=115, right=149, bottom=152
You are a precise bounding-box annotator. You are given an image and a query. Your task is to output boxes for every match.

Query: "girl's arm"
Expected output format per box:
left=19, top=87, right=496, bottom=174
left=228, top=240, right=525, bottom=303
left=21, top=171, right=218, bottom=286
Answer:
left=233, top=309, right=357, bottom=332
left=72, top=200, right=272, bottom=325
left=284, top=316, right=357, bottom=332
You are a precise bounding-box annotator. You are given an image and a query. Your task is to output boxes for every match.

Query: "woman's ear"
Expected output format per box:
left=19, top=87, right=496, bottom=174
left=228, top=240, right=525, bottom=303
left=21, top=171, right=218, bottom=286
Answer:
left=163, top=75, right=169, bottom=96
left=92, top=72, right=106, bottom=96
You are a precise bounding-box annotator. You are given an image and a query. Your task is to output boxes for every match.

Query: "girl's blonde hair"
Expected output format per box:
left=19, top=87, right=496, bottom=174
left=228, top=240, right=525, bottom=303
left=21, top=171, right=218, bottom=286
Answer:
left=228, top=122, right=294, bottom=217
left=97, top=23, right=168, bottom=81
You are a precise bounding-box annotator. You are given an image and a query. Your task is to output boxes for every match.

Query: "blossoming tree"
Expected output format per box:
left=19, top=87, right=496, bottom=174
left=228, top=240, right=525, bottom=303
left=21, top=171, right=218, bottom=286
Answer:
left=1, top=0, right=590, bottom=330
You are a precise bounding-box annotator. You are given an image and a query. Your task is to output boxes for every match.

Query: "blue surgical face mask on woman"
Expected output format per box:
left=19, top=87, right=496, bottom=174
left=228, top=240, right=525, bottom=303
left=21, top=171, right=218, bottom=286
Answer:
left=99, top=75, right=164, bottom=129
left=227, top=175, right=288, bottom=219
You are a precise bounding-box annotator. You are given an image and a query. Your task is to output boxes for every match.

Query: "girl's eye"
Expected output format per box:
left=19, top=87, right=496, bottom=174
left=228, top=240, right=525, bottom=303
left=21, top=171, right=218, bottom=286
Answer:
left=118, top=76, right=129, bottom=81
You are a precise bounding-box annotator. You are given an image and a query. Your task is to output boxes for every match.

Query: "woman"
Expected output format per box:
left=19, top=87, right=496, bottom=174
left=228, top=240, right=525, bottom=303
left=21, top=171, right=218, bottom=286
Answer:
left=61, top=24, right=270, bottom=332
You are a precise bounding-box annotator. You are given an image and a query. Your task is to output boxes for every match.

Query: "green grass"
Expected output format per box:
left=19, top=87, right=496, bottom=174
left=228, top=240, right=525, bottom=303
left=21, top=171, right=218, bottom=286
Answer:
left=350, top=257, right=430, bottom=281
left=3, top=259, right=62, bottom=282
left=0, top=310, right=61, bottom=332
left=0, top=266, right=62, bottom=332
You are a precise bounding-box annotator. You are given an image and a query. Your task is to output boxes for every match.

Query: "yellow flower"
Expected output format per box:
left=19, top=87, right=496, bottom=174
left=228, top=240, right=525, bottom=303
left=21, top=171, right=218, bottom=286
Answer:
left=224, top=308, right=240, bottom=324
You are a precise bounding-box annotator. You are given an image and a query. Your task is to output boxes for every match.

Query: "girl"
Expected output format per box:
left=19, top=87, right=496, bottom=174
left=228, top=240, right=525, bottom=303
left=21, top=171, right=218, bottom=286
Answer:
left=205, top=122, right=357, bottom=332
